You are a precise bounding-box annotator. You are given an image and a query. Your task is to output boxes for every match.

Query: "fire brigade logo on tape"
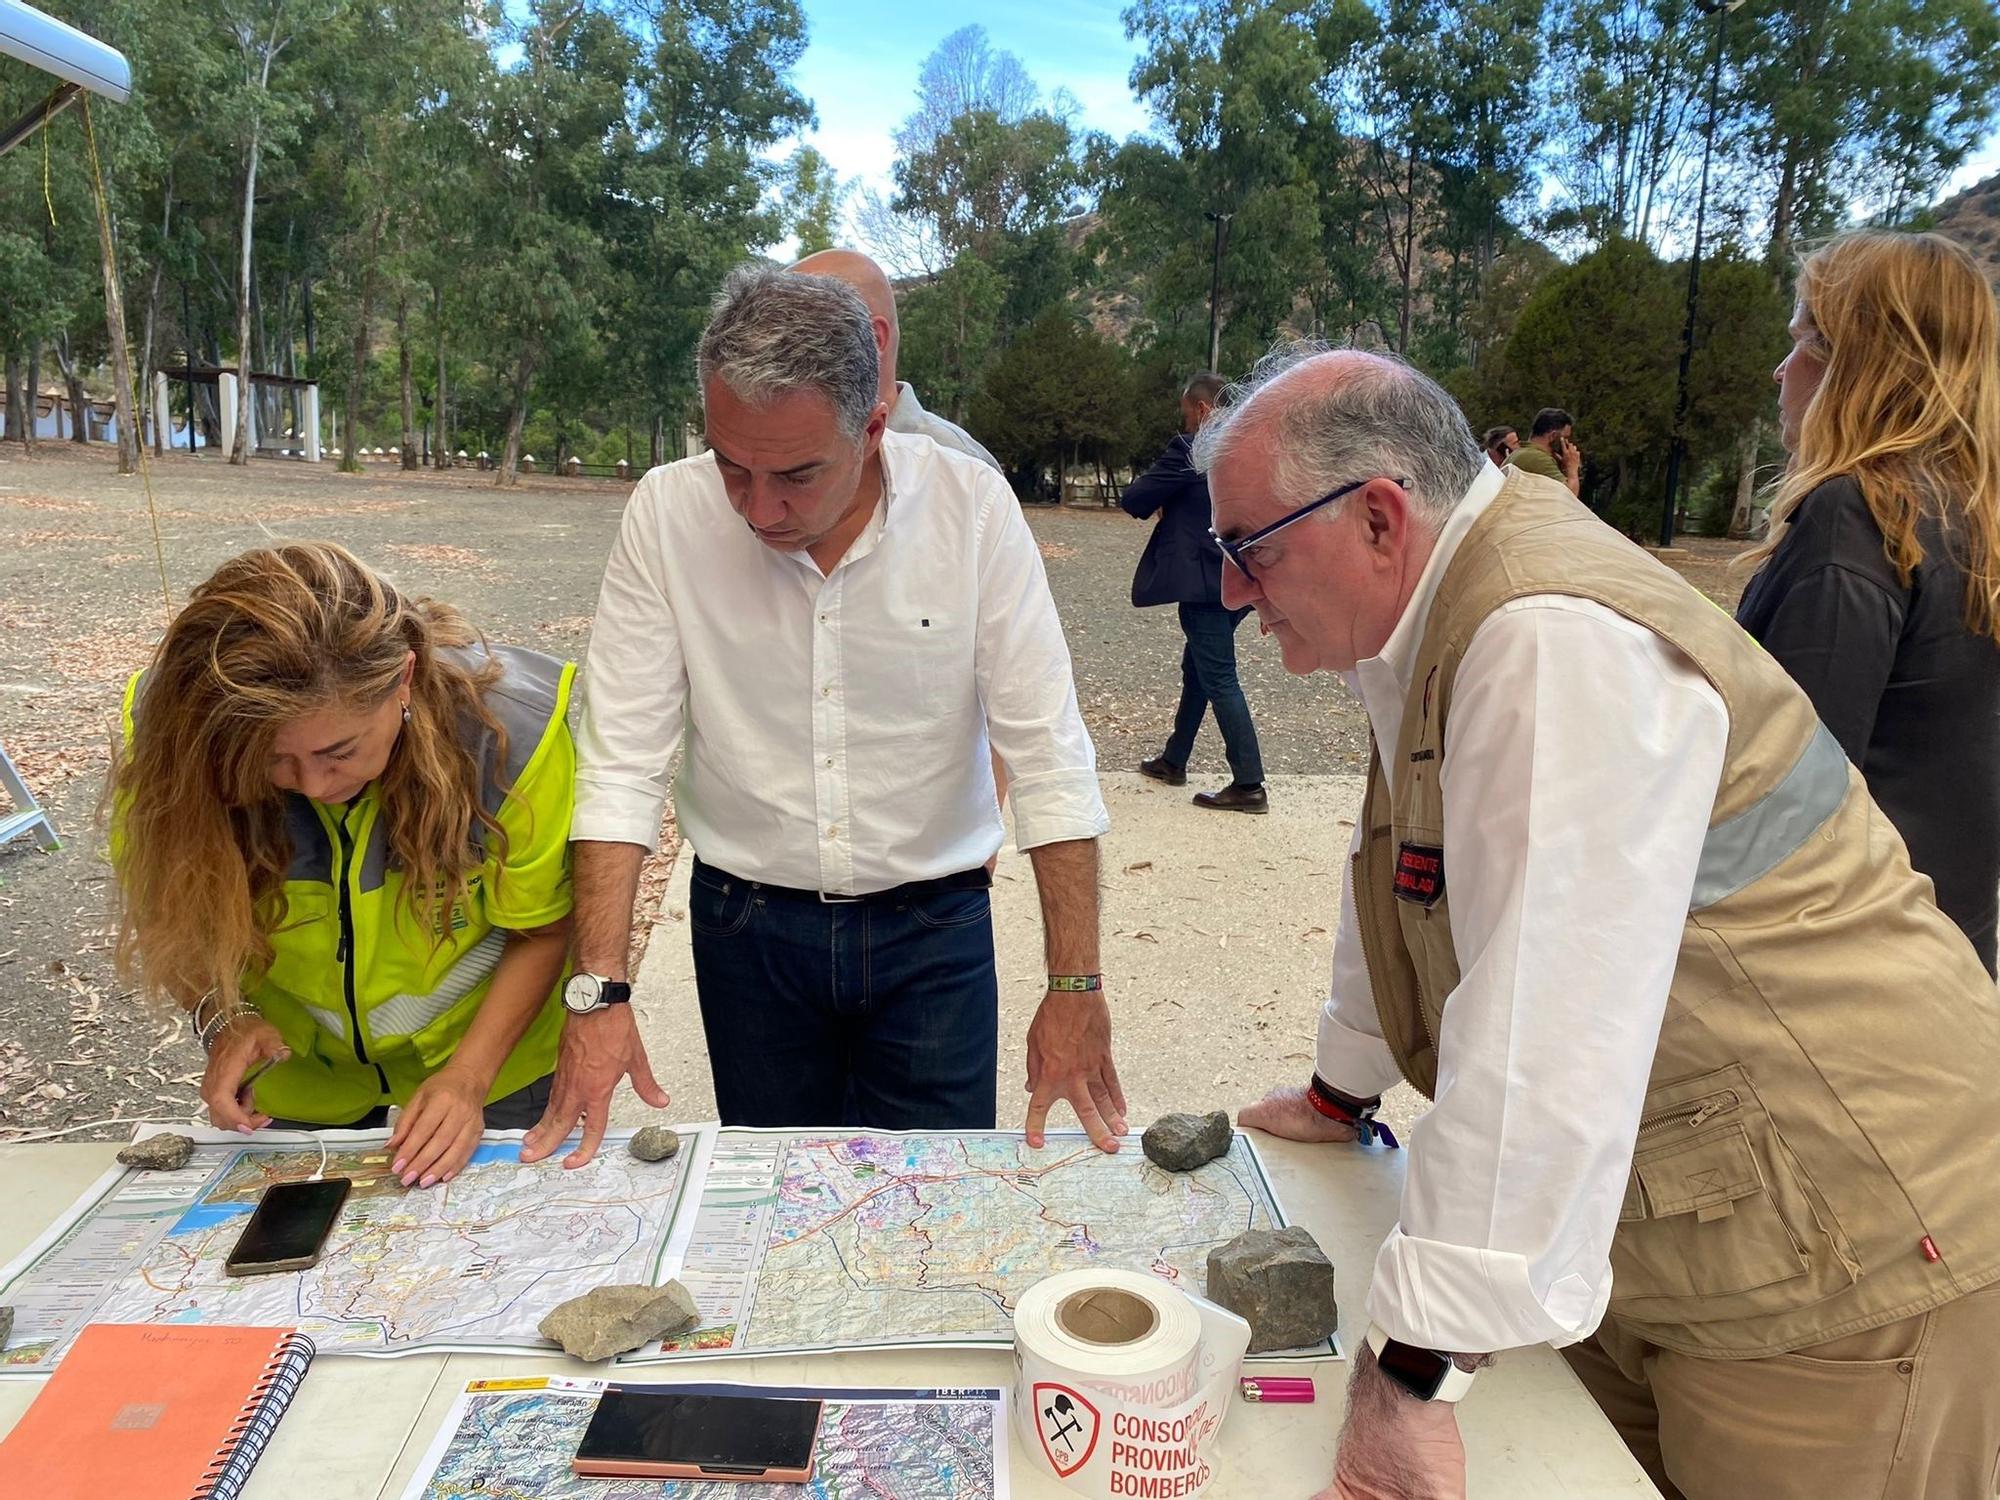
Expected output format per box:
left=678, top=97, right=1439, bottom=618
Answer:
left=1034, top=1381, right=1101, bottom=1478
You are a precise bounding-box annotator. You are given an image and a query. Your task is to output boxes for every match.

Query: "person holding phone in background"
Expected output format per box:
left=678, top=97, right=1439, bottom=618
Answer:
left=1505, top=407, right=1582, bottom=496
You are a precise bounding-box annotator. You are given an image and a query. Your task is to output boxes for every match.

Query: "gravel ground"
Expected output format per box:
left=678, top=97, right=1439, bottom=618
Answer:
left=0, top=443, right=1745, bottom=1139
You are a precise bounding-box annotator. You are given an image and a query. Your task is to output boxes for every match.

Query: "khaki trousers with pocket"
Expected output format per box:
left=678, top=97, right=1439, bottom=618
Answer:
left=1563, top=1285, right=2000, bottom=1500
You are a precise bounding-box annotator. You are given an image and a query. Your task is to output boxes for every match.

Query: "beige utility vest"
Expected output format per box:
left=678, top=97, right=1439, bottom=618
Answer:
left=1355, top=473, right=2000, bottom=1358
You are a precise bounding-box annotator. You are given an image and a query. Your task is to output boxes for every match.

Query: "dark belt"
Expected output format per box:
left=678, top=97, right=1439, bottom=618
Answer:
left=694, top=857, right=992, bottom=906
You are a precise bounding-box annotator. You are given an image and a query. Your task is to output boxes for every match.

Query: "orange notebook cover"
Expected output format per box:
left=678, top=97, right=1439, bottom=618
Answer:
left=0, top=1323, right=316, bottom=1500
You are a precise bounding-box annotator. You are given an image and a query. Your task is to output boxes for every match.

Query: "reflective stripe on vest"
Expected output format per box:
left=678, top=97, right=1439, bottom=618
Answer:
left=367, top=926, right=510, bottom=1039
left=1691, top=722, right=1849, bottom=912
left=303, top=1003, right=350, bottom=1041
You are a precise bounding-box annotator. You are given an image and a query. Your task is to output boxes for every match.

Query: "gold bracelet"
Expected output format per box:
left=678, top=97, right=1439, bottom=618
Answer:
left=1047, top=974, right=1103, bottom=993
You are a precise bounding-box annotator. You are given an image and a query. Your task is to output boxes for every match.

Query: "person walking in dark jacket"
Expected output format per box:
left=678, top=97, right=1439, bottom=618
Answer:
left=1738, top=229, right=2000, bottom=974
left=1121, top=374, right=1267, bottom=812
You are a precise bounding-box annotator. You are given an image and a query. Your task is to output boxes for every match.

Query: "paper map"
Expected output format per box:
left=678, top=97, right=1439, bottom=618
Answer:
left=401, top=1378, right=1007, bottom=1500
left=636, top=1129, right=1299, bottom=1359
left=0, top=1128, right=698, bottom=1374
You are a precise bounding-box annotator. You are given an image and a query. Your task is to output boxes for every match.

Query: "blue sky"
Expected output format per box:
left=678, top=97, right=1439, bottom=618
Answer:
left=786, top=0, right=1151, bottom=207
left=785, top=0, right=2000, bottom=247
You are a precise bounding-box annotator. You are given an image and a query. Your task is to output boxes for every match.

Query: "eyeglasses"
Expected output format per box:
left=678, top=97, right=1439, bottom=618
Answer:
left=1209, top=476, right=1405, bottom=582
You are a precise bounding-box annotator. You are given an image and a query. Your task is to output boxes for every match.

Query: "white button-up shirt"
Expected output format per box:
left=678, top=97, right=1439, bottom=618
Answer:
left=1317, top=463, right=1731, bottom=1355
left=573, top=431, right=1108, bottom=893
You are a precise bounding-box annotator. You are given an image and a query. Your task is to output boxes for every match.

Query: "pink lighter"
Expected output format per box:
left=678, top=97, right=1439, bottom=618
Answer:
left=1239, top=1377, right=1316, bottom=1403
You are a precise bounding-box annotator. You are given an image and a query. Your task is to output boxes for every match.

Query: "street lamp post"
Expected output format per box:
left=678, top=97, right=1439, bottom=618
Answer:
left=182, top=278, right=198, bottom=456
left=1204, top=210, right=1234, bottom=372
left=1659, top=0, right=1740, bottom=549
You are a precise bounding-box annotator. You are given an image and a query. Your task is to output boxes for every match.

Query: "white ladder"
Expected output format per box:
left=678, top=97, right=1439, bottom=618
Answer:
left=0, top=741, right=61, bottom=856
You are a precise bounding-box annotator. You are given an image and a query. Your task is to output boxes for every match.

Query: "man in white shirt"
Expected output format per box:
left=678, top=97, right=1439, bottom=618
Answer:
left=790, top=248, right=1002, bottom=471
left=792, top=249, right=1012, bottom=824
left=523, top=266, right=1122, bottom=1170
left=1215, top=348, right=2000, bottom=1499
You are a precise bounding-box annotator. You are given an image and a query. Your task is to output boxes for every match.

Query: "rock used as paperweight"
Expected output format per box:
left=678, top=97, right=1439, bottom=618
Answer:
left=1206, top=1225, right=1339, bottom=1354
left=117, top=1133, right=195, bottom=1171
left=1142, top=1111, right=1233, bottom=1172
left=629, top=1126, right=682, bottom=1163
left=538, top=1281, right=698, bottom=1362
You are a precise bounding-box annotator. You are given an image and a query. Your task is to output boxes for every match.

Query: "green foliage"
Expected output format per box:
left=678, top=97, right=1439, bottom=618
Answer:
left=5, top=0, right=1995, bottom=541
left=969, top=307, right=1137, bottom=478
left=899, top=257, right=1008, bottom=426
left=786, top=146, right=846, bottom=256
left=1459, top=235, right=1785, bottom=536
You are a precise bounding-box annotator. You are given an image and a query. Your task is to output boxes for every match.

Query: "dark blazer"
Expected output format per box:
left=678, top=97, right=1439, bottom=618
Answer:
left=1121, top=432, right=1223, bottom=606
left=1737, top=474, right=2000, bottom=973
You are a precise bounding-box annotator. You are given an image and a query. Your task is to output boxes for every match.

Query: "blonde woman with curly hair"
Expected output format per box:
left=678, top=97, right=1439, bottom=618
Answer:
left=1738, top=229, right=2000, bottom=974
left=112, top=543, right=594, bottom=1188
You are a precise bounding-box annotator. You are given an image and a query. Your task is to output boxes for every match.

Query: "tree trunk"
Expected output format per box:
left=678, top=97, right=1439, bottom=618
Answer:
left=3, top=348, right=23, bottom=443
left=232, top=119, right=263, bottom=466
left=142, top=254, right=164, bottom=456
left=1728, top=423, right=1764, bottom=537
left=341, top=202, right=390, bottom=474
left=1769, top=149, right=1798, bottom=270
left=82, top=166, right=145, bottom=470
left=397, top=294, right=417, bottom=469
left=1398, top=149, right=1417, bottom=355
left=54, top=336, right=89, bottom=445
left=302, top=274, right=317, bottom=366
left=431, top=281, right=449, bottom=469
left=495, top=347, right=536, bottom=487
left=26, top=344, right=41, bottom=450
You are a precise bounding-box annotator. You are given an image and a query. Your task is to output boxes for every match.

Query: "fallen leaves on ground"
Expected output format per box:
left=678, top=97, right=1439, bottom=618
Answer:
left=627, top=806, right=681, bottom=972
left=384, top=542, right=494, bottom=571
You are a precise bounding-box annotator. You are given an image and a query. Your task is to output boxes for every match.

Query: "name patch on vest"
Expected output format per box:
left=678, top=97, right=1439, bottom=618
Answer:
left=1394, top=843, right=1446, bottom=908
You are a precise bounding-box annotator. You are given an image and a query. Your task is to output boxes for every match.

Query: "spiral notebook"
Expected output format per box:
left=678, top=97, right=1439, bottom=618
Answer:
left=0, top=1323, right=316, bottom=1500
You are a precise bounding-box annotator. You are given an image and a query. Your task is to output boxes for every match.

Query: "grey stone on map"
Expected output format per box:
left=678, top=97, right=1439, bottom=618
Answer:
left=116, top=1133, right=195, bottom=1171
left=628, top=1126, right=682, bottom=1163
left=1206, top=1225, right=1339, bottom=1354
left=538, top=1281, right=698, bottom=1362
left=1142, top=1111, right=1233, bottom=1172
left=0, top=1306, right=13, bottom=1349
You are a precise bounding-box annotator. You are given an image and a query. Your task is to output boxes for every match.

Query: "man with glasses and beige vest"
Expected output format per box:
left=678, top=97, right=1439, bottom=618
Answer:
left=1214, top=346, right=2000, bottom=1500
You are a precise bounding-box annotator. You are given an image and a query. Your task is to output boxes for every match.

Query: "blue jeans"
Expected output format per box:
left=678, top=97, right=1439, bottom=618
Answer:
left=1163, top=602, right=1264, bottom=784
left=687, top=859, right=1000, bottom=1130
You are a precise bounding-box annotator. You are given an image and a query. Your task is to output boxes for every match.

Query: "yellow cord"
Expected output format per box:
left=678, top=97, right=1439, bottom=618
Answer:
left=42, top=93, right=56, bottom=226
left=77, top=92, right=173, bottom=625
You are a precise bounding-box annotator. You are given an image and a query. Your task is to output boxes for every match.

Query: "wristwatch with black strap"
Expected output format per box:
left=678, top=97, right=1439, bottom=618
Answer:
left=562, top=973, right=632, bottom=1015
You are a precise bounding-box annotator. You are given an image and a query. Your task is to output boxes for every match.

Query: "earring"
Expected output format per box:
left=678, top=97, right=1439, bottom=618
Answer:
left=401, top=703, right=412, bottom=725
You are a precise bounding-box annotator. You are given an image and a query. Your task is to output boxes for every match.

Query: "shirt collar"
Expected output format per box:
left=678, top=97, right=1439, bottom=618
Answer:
left=784, top=433, right=904, bottom=578
left=1352, top=460, right=1507, bottom=722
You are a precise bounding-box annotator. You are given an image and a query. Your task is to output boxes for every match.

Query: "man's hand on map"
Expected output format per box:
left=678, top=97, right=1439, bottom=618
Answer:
left=388, top=1067, right=487, bottom=1187
left=520, top=1006, right=671, bottom=1169
left=1314, top=1347, right=1467, bottom=1500
left=1024, top=989, right=1126, bottom=1153
left=202, top=1015, right=288, bottom=1133
left=1239, top=1086, right=1362, bottom=1144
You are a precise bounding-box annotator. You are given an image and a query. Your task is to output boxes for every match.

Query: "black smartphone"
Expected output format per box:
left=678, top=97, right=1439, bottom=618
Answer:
left=572, top=1390, right=825, bottom=1482
left=223, top=1177, right=351, bottom=1277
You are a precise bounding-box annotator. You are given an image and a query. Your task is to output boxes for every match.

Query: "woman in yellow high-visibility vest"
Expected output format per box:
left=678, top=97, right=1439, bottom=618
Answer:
left=113, top=542, right=576, bottom=1190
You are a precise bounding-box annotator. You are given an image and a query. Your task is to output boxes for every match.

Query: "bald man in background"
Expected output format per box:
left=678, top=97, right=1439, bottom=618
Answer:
left=792, top=249, right=1003, bottom=472
left=794, top=249, right=1015, bottom=829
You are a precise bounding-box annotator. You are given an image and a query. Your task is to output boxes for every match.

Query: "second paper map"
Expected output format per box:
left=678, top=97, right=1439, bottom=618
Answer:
left=628, top=1129, right=1288, bottom=1359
